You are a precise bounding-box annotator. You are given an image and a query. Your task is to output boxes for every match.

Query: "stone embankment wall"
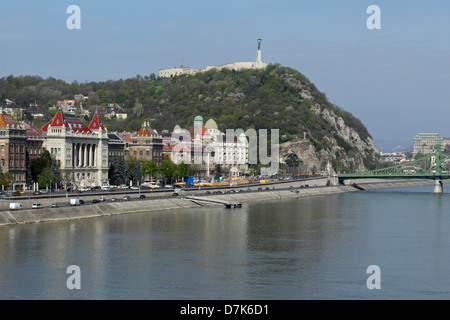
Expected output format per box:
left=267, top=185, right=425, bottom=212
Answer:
left=0, top=178, right=437, bottom=227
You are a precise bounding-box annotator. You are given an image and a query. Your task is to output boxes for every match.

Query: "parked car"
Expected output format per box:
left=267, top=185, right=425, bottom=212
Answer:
left=80, top=187, right=91, bottom=192
left=172, top=192, right=179, bottom=197
left=79, top=199, right=85, bottom=205
left=92, top=199, right=101, bottom=203
left=123, top=196, right=131, bottom=201
left=139, top=194, right=146, bottom=199
left=130, top=186, right=139, bottom=190
left=51, top=203, right=59, bottom=208
left=32, top=203, right=43, bottom=209
left=205, top=191, right=211, bottom=195
left=111, top=198, right=118, bottom=202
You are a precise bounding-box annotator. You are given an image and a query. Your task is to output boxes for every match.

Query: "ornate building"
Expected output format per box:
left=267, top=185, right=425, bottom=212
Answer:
left=128, top=122, right=164, bottom=165
left=41, top=110, right=109, bottom=187
left=0, top=110, right=27, bottom=189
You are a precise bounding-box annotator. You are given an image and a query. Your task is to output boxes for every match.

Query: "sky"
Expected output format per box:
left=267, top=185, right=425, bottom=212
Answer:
left=1, top=0, right=450, bottom=152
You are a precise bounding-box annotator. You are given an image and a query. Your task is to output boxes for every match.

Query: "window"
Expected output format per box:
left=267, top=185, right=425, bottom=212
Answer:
left=1, top=159, right=3, bottom=167
left=1, top=145, right=4, bottom=153
left=140, top=151, right=143, bottom=156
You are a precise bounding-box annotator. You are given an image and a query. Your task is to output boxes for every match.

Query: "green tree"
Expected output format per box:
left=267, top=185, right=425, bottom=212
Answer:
left=29, top=150, right=52, bottom=182
left=38, top=167, right=54, bottom=189
left=141, top=160, right=158, bottom=181
left=175, top=161, right=190, bottom=180
left=159, top=160, right=176, bottom=184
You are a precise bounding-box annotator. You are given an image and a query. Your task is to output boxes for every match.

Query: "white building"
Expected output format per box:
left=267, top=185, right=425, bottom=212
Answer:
left=41, top=110, right=110, bottom=187
left=413, top=133, right=442, bottom=155
left=158, top=39, right=268, bottom=78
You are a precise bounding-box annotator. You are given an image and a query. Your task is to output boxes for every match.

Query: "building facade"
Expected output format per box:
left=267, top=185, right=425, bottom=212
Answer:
left=41, top=110, right=110, bottom=187
left=0, top=110, right=27, bottom=188
left=413, top=133, right=442, bottom=155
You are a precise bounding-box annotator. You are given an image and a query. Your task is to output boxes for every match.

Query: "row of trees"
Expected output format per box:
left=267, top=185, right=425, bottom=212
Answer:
left=109, top=155, right=191, bottom=186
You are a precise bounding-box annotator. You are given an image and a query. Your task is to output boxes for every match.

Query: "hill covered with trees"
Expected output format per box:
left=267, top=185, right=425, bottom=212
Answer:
left=0, top=63, right=379, bottom=173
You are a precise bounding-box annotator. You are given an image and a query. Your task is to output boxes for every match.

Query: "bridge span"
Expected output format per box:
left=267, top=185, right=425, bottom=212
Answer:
left=338, top=142, right=450, bottom=193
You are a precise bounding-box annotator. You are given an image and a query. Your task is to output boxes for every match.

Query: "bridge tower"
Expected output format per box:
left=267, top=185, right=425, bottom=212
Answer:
left=433, top=141, right=443, bottom=193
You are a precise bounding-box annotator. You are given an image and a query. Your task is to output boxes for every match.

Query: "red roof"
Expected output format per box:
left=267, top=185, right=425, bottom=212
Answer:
left=118, top=133, right=132, bottom=141
left=88, top=113, right=105, bottom=130
left=0, top=112, right=19, bottom=127
left=189, top=126, right=210, bottom=139
left=133, top=125, right=158, bottom=137
left=26, top=123, right=43, bottom=136
left=41, top=110, right=91, bottom=133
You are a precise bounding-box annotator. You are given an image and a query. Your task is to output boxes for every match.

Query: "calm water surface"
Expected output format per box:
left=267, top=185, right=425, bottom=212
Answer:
left=1, top=184, right=450, bottom=299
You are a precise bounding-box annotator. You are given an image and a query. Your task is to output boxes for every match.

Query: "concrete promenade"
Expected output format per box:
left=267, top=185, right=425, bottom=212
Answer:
left=0, top=178, right=438, bottom=227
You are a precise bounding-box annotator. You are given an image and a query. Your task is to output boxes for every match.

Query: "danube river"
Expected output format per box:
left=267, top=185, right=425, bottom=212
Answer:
left=1, top=184, right=450, bottom=300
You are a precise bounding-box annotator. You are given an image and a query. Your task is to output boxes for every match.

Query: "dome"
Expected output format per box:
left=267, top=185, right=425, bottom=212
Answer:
left=173, top=124, right=181, bottom=133
left=205, top=119, right=218, bottom=130
left=194, top=115, right=203, bottom=121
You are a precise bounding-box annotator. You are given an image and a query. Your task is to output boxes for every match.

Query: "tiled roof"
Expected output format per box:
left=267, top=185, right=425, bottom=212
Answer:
left=41, top=110, right=91, bottom=133
left=0, top=111, right=19, bottom=127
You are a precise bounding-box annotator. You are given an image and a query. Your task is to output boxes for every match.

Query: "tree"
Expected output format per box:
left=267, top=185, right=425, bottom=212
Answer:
left=29, top=150, right=52, bottom=182
left=38, top=167, right=54, bottom=189
left=133, top=160, right=142, bottom=185
left=159, top=160, right=176, bottom=184
left=175, top=161, right=190, bottom=180
left=141, top=160, right=158, bottom=181
left=0, top=171, right=15, bottom=190
left=133, top=97, right=144, bottom=117
left=109, top=157, right=127, bottom=185
left=61, top=169, right=73, bottom=189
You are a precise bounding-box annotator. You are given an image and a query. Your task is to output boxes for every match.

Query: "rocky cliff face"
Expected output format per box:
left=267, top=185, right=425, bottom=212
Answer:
left=279, top=70, right=379, bottom=174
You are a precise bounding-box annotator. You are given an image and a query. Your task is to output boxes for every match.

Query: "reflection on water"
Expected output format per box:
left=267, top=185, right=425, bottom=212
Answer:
left=1, top=184, right=450, bottom=299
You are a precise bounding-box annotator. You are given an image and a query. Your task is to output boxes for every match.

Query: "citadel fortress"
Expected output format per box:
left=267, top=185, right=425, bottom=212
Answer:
left=158, top=39, right=268, bottom=78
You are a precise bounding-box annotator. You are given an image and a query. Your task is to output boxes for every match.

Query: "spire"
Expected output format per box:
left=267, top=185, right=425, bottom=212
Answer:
left=256, top=38, right=262, bottom=68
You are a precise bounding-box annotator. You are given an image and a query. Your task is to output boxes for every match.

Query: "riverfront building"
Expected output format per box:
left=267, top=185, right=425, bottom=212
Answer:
left=0, top=110, right=28, bottom=188
left=40, top=110, right=110, bottom=188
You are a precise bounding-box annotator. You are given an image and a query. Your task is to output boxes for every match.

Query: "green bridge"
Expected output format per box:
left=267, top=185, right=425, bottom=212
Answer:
left=338, top=143, right=450, bottom=193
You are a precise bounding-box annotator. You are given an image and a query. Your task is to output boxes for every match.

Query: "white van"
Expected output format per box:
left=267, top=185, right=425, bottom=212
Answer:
left=32, top=203, right=43, bottom=209
left=9, top=203, right=22, bottom=210
left=70, top=198, right=81, bottom=206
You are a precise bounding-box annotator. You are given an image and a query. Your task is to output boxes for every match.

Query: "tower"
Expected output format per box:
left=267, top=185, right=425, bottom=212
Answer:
left=256, top=39, right=262, bottom=68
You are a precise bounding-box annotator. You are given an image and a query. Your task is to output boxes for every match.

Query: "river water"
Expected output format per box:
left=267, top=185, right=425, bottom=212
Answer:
left=1, top=184, right=450, bottom=300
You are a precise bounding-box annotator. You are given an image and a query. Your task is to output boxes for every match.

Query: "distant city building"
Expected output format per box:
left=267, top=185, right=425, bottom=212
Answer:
left=158, top=39, right=268, bottom=78
left=413, top=133, right=442, bottom=155
left=104, top=104, right=128, bottom=121
left=24, top=104, right=45, bottom=119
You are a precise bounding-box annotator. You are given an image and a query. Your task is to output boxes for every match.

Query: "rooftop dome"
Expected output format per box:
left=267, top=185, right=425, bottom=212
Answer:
left=173, top=124, right=181, bottom=133
left=205, top=119, right=218, bottom=130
